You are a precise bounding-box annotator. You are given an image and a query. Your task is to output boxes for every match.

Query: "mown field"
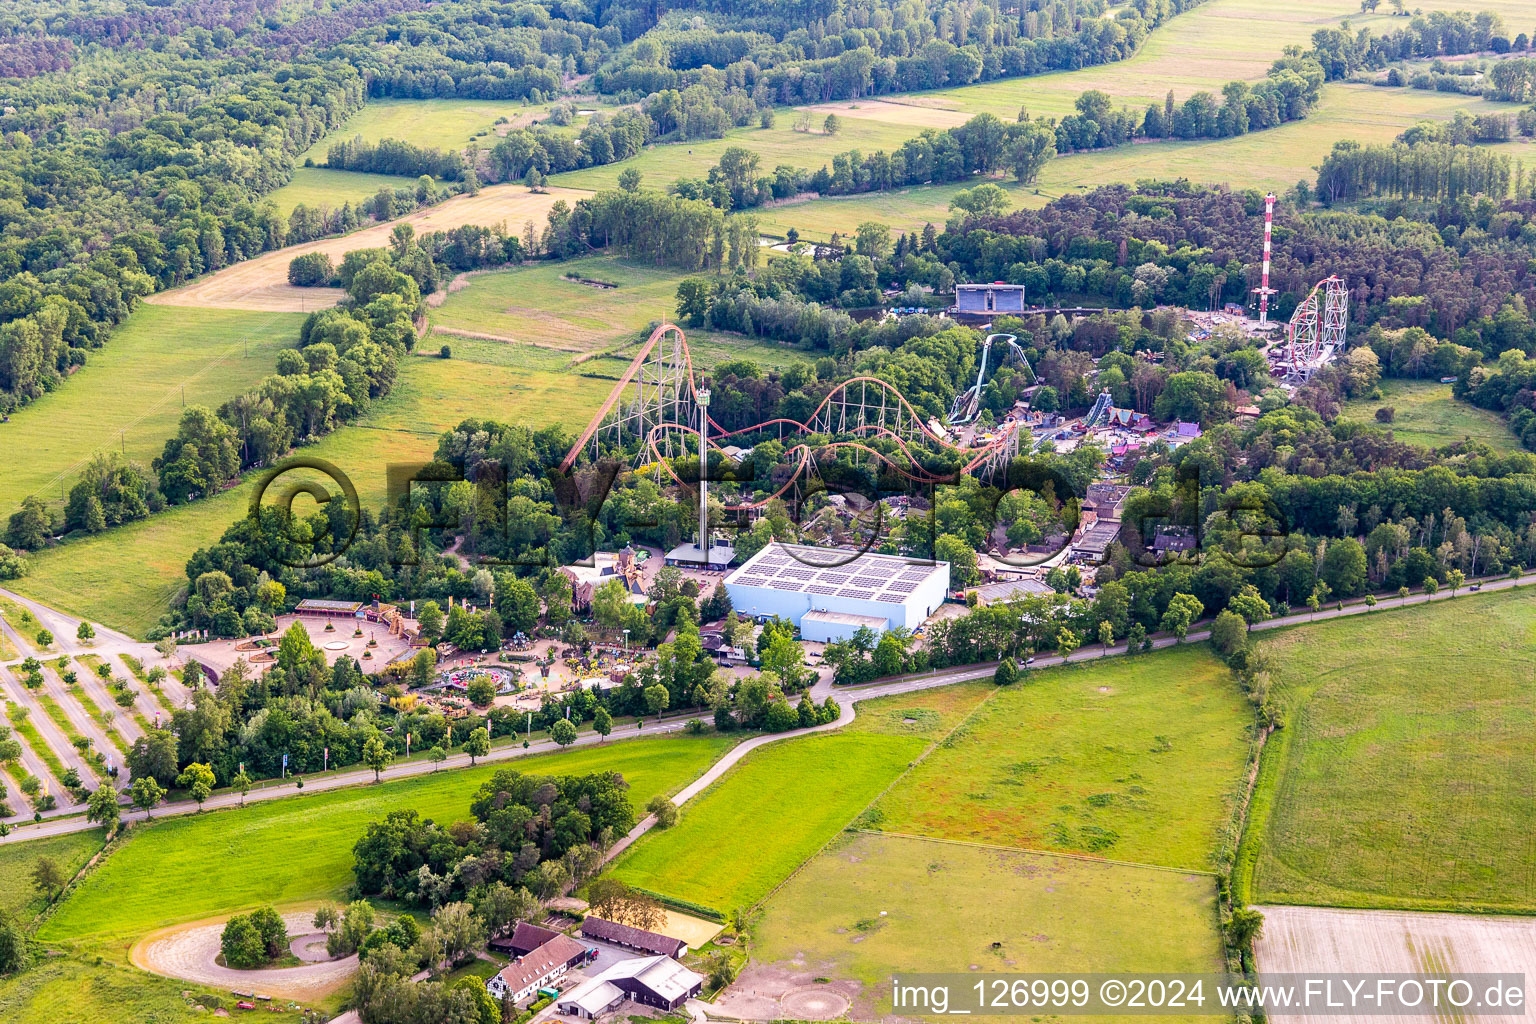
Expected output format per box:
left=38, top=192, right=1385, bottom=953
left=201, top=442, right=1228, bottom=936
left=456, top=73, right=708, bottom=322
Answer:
left=151, top=184, right=588, bottom=313
left=871, top=645, right=1255, bottom=871
left=266, top=166, right=433, bottom=217
left=37, top=733, right=735, bottom=948
left=0, top=306, right=304, bottom=522
left=427, top=255, right=816, bottom=367
left=608, top=684, right=993, bottom=914
left=1340, top=378, right=1519, bottom=452
left=297, top=97, right=578, bottom=164
left=1246, top=589, right=1536, bottom=913
left=751, top=831, right=1223, bottom=1022
left=428, top=255, right=715, bottom=351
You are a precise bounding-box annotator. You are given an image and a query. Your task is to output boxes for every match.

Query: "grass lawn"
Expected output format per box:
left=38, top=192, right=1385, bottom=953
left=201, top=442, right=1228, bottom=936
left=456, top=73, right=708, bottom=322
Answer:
left=872, top=645, right=1256, bottom=871
left=38, top=733, right=736, bottom=947
left=1340, top=378, right=1519, bottom=451
left=0, top=305, right=303, bottom=523
left=752, top=831, right=1223, bottom=1022
left=608, top=684, right=993, bottom=915
left=1245, top=589, right=1536, bottom=913
left=31, top=693, right=106, bottom=781
left=0, top=827, right=105, bottom=920
left=5, top=707, right=69, bottom=789
left=65, top=681, right=131, bottom=757
left=0, top=596, right=44, bottom=654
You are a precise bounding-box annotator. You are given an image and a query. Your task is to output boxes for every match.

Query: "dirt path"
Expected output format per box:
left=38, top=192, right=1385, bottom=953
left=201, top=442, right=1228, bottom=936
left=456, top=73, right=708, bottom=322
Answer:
left=147, top=185, right=590, bottom=312
left=132, top=911, right=358, bottom=1001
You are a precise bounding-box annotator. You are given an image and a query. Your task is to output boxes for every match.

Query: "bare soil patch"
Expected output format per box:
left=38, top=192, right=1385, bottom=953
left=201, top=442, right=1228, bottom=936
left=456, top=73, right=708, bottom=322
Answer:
left=147, top=185, right=589, bottom=312
left=1254, top=905, right=1536, bottom=1024
left=132, top=911, right=358, bottom=1000
left=717, top=962, right=863, bottom=1021
left=656, top=909, right=723, bottom=948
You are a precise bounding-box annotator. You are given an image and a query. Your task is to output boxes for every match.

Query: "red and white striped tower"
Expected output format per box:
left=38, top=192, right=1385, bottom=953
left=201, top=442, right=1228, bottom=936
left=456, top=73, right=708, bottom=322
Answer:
left=1253, top=192, right=1277, bottom=324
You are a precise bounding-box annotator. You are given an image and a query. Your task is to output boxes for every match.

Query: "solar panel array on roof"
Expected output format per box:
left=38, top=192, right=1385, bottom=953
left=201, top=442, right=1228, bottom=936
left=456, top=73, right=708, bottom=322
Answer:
left=726, top=543, right=946, bottom=604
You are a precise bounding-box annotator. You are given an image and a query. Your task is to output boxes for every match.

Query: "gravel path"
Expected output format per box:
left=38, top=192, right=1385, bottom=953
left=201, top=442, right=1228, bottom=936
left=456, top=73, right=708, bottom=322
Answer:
left=132, top=911, right=357, bottom=1000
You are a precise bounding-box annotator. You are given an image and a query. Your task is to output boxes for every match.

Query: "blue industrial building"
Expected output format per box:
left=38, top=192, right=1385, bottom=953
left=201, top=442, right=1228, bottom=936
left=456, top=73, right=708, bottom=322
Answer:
left=955, top=282, right=1026, bottom=316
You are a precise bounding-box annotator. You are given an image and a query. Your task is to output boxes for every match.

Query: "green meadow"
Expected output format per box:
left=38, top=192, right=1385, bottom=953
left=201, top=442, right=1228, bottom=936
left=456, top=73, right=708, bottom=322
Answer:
left=755, top=831, right=1224, bottom=1022
left=1245, top=589, right=1536, bottom=913
left=1340, top=378, right=1519, bottom=452
left=609, top=684, right=992, bottom=914
left=39, top=734, right=736, bottom=947
left=0, top=306, right=303, bottom=522
left=872, top=645, right=1255, bottom=871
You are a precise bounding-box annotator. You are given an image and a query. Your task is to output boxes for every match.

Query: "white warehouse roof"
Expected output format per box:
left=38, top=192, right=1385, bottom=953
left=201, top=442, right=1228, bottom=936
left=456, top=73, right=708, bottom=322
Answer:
left=725, top=543, right=947, bottom=605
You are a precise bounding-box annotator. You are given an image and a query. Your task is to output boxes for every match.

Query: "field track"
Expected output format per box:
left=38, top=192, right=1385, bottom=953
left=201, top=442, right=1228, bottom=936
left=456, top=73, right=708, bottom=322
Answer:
left=131, top=911, right=358, bottom=1000
left=146, top=185, right=590, bottom=312
left=1254, top=905, right=1536, bottom=1024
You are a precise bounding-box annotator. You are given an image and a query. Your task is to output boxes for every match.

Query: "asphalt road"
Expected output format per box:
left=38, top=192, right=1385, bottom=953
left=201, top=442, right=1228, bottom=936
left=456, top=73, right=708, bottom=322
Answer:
left=2, top=571, right=1530, bottom=846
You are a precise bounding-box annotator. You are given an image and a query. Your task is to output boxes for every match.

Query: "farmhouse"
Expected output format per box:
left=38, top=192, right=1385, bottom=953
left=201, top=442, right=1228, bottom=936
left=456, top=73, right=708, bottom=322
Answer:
left=580, top=916, right=689, bottom=958
left=485, top=933, right=591, bottom=1003
left=488, top=920, right=560, bottom=957
left=723, top=542, right=949, bottom=643
left=955, top=282, right=1026, bottom=315
left=555, top=956, right=704, bottom=1018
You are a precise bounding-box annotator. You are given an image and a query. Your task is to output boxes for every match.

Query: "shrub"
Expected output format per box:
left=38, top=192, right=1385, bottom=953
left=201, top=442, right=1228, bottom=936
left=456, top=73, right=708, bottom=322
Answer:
left=1375, top=406, right=1396, bottom=423
left=439, top=344, right=452, bottom=358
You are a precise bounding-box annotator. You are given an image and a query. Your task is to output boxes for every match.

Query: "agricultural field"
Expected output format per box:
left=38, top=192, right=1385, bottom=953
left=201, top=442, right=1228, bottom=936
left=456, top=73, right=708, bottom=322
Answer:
left=608, top=684, right=993, bottom=915
left=871, top=645, right=1256, bottom=871
left=0, top=306, right=304, bottom=522
left=754, top=85, right=1532, bottom=241
left=39, top=733, right=736, bottom=948
left=1253, top=904, right=1536, bottom=1021
left=1246, top=590, right=1536, bottom=913
left=1340, top=378, right=1519, bottom=452
left=148, top=184, right=590, bottom=312
left=297, top=97, right=579, bottom=164
left=740, top=831, right=1223, bottom=1023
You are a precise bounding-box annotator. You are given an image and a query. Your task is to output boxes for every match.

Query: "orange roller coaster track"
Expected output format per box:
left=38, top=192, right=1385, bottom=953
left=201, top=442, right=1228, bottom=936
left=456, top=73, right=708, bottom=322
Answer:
left=561, top=322, right=1027, bottom=508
